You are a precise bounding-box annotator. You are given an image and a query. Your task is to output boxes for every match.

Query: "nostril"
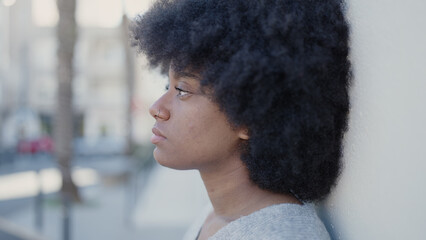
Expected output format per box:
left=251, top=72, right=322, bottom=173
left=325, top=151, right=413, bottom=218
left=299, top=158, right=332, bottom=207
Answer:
left=155, top=109, right=170, bottom=121
left=149, top=106, right=158, bottom=118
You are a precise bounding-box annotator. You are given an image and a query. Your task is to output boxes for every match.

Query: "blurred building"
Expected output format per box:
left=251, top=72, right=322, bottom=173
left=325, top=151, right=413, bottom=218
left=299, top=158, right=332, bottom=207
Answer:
left=0, top=0, right=161, bottom=153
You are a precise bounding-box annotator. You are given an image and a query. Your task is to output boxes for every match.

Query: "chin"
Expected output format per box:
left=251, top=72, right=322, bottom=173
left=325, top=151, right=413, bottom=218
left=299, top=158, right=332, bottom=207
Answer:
left=153, top=148, right=196, bottom=170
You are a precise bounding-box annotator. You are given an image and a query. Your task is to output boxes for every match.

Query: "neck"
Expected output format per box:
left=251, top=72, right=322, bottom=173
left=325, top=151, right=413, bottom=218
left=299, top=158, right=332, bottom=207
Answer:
left=199, top=158, right=301, bottom=222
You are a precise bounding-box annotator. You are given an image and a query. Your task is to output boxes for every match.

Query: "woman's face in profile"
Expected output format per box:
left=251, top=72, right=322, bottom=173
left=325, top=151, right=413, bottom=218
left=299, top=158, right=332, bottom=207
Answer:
left=149, top=68, right=247, bottom=171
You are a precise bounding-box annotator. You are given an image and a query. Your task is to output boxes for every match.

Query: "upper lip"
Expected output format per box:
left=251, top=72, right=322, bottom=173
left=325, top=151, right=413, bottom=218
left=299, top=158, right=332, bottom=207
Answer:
left=152, top=127, right=166, bottom=138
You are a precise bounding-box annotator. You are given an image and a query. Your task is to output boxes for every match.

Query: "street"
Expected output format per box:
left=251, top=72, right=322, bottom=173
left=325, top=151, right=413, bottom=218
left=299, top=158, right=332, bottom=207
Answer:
left=0, top=154, right=206, bottom=240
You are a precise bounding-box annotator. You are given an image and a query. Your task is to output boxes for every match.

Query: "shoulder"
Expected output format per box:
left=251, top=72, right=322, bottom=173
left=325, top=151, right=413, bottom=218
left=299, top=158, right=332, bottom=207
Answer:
left=210, top=204, right=330, bottom=240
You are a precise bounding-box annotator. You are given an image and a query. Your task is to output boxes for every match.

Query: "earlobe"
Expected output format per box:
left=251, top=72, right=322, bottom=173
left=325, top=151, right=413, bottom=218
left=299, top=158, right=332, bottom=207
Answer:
left=238, top=128, right=249, bottom=140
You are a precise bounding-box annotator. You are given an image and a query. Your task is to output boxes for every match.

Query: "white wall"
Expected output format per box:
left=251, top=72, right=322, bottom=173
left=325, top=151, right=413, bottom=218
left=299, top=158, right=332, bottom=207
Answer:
left=323, top=1, right=426, bottom=239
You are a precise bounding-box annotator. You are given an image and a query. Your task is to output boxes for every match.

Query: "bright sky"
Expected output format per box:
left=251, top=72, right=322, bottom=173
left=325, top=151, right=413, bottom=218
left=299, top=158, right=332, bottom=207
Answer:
left=32, top=0, right=154, bottom=27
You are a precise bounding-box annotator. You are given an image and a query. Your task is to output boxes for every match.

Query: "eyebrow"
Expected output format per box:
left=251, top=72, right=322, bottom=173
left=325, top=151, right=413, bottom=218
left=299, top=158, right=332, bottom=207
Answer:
left=174, top=71, right=201, bottom=80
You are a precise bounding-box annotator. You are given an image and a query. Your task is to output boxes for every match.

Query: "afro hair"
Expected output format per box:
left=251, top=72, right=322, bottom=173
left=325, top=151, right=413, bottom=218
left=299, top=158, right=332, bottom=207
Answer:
left=131, top=0, right=351, bottom=202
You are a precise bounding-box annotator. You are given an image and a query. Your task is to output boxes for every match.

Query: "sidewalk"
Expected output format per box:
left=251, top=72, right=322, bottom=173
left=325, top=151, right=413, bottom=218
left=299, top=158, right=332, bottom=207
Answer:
left=0, top=156, right=208, bottom=240
left=0, top=217, right=46, bottom=240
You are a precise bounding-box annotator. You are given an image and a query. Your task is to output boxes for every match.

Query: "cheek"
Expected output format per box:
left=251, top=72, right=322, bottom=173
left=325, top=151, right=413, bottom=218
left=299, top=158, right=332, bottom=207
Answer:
left=186, top=120, right=197, bottom=133
left=179, top=110, right=208, bottom=141
left=189, top=114, right=235, bottom=149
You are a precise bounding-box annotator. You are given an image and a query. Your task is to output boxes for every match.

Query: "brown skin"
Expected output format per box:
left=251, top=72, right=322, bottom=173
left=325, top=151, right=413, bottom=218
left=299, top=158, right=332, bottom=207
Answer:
left=149, top=68, right=301, bottom=239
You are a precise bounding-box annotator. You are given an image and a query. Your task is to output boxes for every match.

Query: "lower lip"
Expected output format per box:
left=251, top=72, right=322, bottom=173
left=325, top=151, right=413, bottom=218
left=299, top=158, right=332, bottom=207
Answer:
left=151, top=134, right=166, bottom=144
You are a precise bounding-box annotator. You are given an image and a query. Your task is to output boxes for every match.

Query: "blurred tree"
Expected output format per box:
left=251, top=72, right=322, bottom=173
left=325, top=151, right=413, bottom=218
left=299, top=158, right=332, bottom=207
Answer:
left=54, top=0, right=81, bottom=202
left=122, top=14, right=135, bottom=156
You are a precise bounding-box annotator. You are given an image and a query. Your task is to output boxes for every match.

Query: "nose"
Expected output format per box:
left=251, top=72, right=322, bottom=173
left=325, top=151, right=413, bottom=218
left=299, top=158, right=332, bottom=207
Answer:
left=149, top=93, right=170, bottom=121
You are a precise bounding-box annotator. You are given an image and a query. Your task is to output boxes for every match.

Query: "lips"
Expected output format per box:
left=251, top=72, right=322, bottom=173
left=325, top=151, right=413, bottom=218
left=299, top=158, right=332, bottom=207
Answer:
left=151, top=127, right=167, bottom=144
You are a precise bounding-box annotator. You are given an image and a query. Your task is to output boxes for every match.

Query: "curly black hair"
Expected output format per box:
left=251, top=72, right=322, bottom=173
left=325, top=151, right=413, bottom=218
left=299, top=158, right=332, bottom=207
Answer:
left=131, top=0, right=351, bottom=202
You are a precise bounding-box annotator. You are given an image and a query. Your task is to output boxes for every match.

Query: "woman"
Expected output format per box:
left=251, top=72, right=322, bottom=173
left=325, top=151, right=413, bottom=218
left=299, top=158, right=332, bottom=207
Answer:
left=131, top=0, right=350, bottom=239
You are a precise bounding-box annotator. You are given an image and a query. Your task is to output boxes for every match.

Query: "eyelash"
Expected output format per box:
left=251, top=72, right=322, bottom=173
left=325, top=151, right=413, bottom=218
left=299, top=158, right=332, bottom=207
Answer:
left=165, top=83, right=191, bottom=98
left=175, top=87, right=190, bottom=98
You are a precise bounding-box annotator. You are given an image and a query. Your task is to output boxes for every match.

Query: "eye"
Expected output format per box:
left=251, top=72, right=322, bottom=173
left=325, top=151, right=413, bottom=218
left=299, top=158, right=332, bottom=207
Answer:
left=165, top=84, right=170, bottom=91
left=175, top=87, right=191, bottom=98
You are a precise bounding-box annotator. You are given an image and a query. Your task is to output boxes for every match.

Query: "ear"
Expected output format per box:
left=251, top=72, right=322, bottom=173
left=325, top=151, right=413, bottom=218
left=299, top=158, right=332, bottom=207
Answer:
left=238, top=128, right=249, bottom=140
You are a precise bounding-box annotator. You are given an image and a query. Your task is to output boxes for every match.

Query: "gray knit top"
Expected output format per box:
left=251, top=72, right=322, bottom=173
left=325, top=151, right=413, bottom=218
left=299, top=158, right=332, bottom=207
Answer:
left=183, top=203, right=330, bottom=240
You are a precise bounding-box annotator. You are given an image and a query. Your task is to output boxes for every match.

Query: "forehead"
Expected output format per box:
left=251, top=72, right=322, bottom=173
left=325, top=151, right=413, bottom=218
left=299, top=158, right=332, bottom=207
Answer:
left=168, top=67, right=201, bottom=82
